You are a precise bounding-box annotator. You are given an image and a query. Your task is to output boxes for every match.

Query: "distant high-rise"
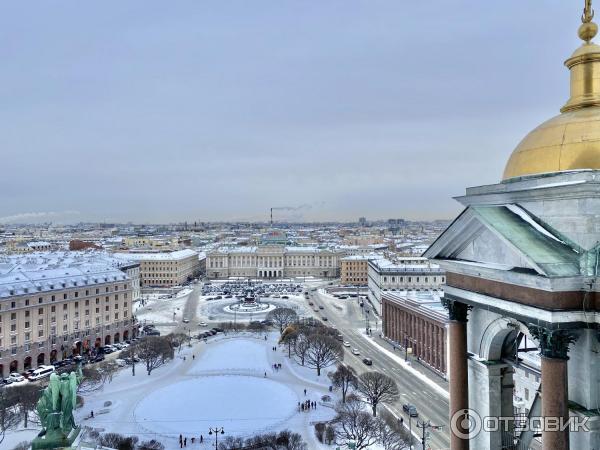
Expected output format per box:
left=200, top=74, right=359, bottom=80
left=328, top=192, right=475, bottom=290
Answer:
left=358, top=217, right=367, bottom=226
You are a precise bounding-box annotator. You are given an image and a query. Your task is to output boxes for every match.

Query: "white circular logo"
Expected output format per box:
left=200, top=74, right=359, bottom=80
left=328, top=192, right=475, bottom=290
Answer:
left=450, top=408, right=482, bottom=439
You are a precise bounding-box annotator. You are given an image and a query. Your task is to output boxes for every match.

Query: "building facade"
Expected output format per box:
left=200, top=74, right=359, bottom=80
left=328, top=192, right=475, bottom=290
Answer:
left=0, top=264, right=135, bottom=377
left=206, top=245, right=343, bottom=279
left=367, top=257, right=445, bottom=311
left=382, top=291, right=448, bottom=375
left=340, top=255, right=372, bottom=285
left=114, top=249, right=199, bottom=288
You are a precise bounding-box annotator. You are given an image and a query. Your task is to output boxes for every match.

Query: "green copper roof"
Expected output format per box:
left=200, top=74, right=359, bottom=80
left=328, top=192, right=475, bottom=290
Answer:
left=472, top=205, right=581, bottom=277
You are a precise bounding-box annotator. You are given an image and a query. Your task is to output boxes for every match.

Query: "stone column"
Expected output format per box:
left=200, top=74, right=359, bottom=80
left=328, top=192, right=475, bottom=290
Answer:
left=529, top=325, right=577, bottom=450
left=444, top=299, right=471, bottom=450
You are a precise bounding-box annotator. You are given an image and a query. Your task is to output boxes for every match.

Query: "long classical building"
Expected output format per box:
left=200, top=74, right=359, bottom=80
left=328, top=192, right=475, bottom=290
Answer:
left=114, top=249, right=200, bottom=288
left=382, top=290, right=448, bottom=375
left=0, top=260, right=136, bottom=377
left=206, top=245, right=343, bottom=279
left=367, top=257, right=445, bottom=312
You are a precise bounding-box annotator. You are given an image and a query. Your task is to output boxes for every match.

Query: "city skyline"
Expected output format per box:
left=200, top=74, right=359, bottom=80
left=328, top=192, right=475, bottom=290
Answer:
left=1, top=2, right=580, bottom=223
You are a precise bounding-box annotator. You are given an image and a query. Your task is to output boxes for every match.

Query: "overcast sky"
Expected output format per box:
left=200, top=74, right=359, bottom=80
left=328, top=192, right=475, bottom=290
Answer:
left=0, top=1, right=583, bottom=223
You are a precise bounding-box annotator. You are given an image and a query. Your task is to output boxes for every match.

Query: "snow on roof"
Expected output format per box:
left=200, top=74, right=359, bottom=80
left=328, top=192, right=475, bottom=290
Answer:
left=113, top=249, right=198, bottom=261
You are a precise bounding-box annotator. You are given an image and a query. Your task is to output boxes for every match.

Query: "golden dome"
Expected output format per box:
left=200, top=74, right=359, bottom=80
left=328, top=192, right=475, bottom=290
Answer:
left=502, top=1, right=600, bottom=180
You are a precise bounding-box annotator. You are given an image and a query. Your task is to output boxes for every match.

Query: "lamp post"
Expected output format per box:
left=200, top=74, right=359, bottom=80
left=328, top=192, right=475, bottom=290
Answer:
left=208, top=427, right=224, bottom=448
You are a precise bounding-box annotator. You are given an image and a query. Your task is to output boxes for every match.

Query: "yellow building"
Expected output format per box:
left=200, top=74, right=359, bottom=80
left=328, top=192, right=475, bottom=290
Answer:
left=340, top=255, right=372, bottom=285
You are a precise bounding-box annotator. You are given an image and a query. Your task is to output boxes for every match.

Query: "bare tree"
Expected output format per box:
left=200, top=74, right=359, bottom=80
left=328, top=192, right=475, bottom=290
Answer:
left=357, top=372, right=399, bottom=417
left=293, top=331, right=310, bottom=366
left=167, top=333, right=188, bottom=354
left=334, top=396, right=379, bottom=450
left=133, top=336, right=174, bottom=375
left=138, top=439, right=165, bottom=450
left=330, top=364, right=357, bottom=403
left=376, top=415, right=409, bottom=450
left=267, top=308, right=298, bottom=333
left=11, top=384, right=39, bottom=428
left=78, top=361, right=119, bottom=394
left=0, top=388, right=19, bottom=445
left=281, top=327, right=298, bottom=358
left=304, top=330, right=343, bottom=376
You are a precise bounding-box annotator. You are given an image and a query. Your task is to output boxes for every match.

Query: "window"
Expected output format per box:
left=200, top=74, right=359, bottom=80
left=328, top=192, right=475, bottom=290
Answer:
left=51, top=306, right=55, bottom=312
left=25, top=310, right=30, bottom=317
left=38, top=318, right=43, bottom=325
left=51, top=295, right=55, bottom=302
left=63, top=293, right=67, bottom=300
left=38, top=308, right=43, bottom=315
left=38, top=329, right=44, bottom=337
left=25, top=299, right=30, bottom=306
left=63, top=304, right=67, bottom=310
left=11, top=301, right=15, bottom=308
left=75, top=292, right=79, bottom=298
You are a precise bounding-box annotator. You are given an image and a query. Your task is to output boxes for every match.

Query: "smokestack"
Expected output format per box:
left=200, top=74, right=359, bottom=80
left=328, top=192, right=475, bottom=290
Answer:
left=270, top=208, right=273, bottom=227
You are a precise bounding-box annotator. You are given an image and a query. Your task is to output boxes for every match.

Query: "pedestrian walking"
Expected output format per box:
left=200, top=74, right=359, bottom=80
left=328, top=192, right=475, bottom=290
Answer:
left=179, top=434, right=183, bottom=446
left=304, top=388, right=307, bottom=396
left=264, top=371, right=267, bottom=377
left=200, top=435, right=203, bottom=443
left=90, top=410, right=94, bottom=418
left=192, top=354, right=195, bottom=360
left=184, top=437, right=187, bottom=447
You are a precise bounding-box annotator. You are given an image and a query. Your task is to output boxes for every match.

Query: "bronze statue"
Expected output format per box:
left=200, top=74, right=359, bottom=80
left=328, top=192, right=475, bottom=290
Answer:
left=32, top=365, right=83, bottom=450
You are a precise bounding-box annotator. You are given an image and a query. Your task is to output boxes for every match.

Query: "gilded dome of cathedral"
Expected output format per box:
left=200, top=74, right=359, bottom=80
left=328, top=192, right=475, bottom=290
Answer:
left=503, top=2, right=600, bottom=180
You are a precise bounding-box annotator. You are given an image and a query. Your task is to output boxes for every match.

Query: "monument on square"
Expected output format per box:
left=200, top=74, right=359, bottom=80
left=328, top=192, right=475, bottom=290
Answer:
left=32, top=365, right=83, bottom=450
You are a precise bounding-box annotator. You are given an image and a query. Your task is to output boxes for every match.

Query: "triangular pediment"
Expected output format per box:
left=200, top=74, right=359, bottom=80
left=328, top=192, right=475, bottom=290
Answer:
left=424, top=205, right=583, bottom=278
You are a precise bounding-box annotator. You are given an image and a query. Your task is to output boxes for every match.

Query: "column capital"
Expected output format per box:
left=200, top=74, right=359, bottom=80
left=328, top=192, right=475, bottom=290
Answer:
left=442, top=298, right=471, bottom=322
left=528, top=324, right=578, bottom=360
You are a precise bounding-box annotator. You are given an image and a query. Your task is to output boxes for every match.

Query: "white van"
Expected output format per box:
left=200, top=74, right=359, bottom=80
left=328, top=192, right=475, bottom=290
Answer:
left=29, top=365, right=55, bottom=382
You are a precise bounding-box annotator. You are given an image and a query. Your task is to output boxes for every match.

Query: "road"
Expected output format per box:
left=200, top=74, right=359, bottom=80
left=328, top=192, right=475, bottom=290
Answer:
left=308, top=288, right=451, bottom=450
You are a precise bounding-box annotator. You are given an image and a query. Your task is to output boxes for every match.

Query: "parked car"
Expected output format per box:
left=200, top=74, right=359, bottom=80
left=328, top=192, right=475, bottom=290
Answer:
left=362, top=358, right=373, bottom=366
left=8, top=372, right=25, bottom=383
left=93, top=354, right=105, bottom=363
left=351, top=348, right=360, bottom=356
left=321, top=316, right=328, bottom=321
left=199, top=322, right=207, bottom=327
left=103, top=347, right=114, bottom=354
left=318, top=306, right=324, bottom=310
left=182, top=317, right=190, bottom=323
left=403, top=404, right=419, bottom=417
left=308, top=302, right=314, bottom=306
left=146, top=330, right=161, bottom=336
left=343, top=341, right=351, bottom=348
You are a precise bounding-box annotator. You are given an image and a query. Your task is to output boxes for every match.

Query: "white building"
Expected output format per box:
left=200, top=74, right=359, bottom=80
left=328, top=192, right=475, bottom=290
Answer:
left=367, top=257, right=445, bottom=312
left=206, top=245, right=343, bottom=279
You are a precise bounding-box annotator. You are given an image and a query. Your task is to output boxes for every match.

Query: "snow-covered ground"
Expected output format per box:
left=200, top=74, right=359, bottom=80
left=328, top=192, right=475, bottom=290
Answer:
left=66, top=333, right=338, bottom=449
left=197, top=295, right=312, bottom=324
left=134, top=290, right=192, bottom=334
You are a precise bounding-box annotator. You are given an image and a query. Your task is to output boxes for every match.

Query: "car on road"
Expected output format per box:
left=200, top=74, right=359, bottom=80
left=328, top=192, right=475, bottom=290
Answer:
left=199, top=321, right=207, bottom=327
left=351, top=348, right=360, bottom=356
left=308, top=302, right=314, bottom=306
left=318, top=305, right=324, bottom=310
left=343, top=341, right=351, bottom=348
left=93, top=354, right=105, bottom=363
left=362, top=358, right=373, bottom=366
left=321, top=316, right=328, bottom=321
left=182, top=317, right=190, bottom=323
left=8, top=372, right=25, bottom=383
left=403, top=404, right=419, bottom=417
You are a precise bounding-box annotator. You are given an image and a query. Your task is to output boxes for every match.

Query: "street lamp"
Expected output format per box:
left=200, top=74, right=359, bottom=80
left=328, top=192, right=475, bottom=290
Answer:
left=208, top=427, right=224, bottom=448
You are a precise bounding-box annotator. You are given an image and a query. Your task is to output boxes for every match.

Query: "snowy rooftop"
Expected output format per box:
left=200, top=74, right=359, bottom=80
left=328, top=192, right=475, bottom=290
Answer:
left=0, top=250, right=135, bottom=299
left=113, top=249, right=198, bottom=261
left=370, top=257, right=443, bottom=273
left=383, top=290, right=448, bottom=321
